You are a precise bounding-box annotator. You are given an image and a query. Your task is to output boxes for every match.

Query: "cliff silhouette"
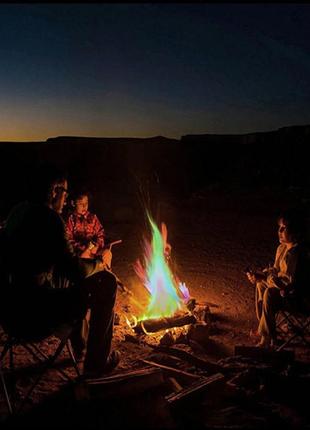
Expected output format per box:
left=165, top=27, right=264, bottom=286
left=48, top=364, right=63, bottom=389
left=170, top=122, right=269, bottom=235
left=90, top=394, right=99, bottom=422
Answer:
left=0, top=125, right=309, bottom=217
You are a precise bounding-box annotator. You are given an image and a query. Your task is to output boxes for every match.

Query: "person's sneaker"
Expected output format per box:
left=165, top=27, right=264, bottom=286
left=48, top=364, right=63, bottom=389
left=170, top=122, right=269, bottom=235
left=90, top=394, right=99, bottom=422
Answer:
left=84, top=350, right=121, bottom=379
left=102, top=350, right=121, bottom=373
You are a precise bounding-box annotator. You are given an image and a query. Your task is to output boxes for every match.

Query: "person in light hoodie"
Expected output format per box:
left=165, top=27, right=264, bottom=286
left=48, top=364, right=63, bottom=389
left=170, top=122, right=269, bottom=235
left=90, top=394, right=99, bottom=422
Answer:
left=246, top=208, right=310, bottom=348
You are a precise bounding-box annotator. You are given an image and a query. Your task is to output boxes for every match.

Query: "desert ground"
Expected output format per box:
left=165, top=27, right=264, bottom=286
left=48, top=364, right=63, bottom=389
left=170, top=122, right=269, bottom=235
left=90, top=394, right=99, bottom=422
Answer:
left=2, top=184, right=310, bottom=428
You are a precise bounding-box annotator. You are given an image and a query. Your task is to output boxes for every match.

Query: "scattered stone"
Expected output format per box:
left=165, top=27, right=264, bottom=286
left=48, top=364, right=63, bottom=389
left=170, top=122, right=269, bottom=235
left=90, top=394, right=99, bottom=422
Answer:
left=187, top=323, right=210, bottom=346
left=194, top=305, right=212, bottom=324
left=114, top=313, right=120, bottom=325
left=160, top=331, right=176, bottom=346
left=175, top=332, right=188, bottom=345
left=186, top=298, right=196, bottom=312
left=124, top=334, right=140, bottom=344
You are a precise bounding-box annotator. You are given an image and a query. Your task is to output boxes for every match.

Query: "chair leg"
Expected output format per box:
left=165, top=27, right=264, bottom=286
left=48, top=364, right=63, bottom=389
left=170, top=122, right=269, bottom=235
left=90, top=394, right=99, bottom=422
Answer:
left=9, top=343, right=19, bottom=413
left=0, top=340, right=19, bottom=414
left=0, top=340, right=11, bottom=361
left=294, top=320, right=310, bottom=347
left=1, top=363, right=13, bottom=415
left=1, top=325, right=81, bottom=415
left=23, top=343, right=70, bottom=382
left=276, top=310, right=310, bottom=351
left=17, top=335, right=71, bottom=413
left=23, top=343, right=46, bottom=363
left=66, top=340, right=81, bottom=378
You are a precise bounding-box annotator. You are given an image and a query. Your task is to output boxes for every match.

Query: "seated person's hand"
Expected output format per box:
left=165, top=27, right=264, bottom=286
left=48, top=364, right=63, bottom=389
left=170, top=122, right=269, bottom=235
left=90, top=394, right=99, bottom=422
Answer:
left=102, top=249, right=112, bottom=270
left=90, top=243, right=99, bottom=256
left=246, top=272, right=257, bottom=284
left=267, top=273, right=276, bottom=284
left=246, top=271, right=265, bottom=284
left=80, top=248, right=92, bottom=259
left=80, top=241, right=99, bottom=259
left=266, top=273, right=283, bottom=289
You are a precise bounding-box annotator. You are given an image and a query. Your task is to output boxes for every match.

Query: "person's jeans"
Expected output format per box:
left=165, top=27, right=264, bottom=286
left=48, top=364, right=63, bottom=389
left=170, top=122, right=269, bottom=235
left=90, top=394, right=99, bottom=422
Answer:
left=81, top=270, right=117, bottom=373
left=69, top=311, right=90, bottom=358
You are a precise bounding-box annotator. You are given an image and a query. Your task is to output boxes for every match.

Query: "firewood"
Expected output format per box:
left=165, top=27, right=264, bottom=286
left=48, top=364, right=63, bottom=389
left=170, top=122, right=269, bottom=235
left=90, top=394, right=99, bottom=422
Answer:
left=140, top=359, right=201, bottom=385
left=148, top=352, right=183, bottom=368
left=77, top=367, right=164, bottom=400
left=86, top=366, right=162, bottom=385
left=154, top=345, right=223, bottom=374
left=167, top=377, right=183, bottom=393
left=165, top=373, right=225, bottom=405
left=134, top=314, right=197, bottom=334
left=234, top=346, right=295, bottom=363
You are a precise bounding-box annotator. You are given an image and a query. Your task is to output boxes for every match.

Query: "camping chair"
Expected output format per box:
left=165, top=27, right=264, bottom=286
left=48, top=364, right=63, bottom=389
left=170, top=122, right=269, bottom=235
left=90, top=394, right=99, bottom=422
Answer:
left=0, top=320, right=81, bottom=415
left=275, top=296, right=310, bottom=352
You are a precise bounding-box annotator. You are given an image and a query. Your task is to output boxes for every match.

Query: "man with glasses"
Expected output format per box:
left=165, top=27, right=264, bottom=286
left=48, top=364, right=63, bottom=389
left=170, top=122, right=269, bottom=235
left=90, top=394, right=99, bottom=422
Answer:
left=1, top=163, right=120, bottom=377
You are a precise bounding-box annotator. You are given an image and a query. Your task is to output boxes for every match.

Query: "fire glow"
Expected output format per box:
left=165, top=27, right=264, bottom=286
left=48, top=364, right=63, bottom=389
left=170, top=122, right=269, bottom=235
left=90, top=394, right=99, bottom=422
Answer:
left=133, top=213, right=190, bottom=322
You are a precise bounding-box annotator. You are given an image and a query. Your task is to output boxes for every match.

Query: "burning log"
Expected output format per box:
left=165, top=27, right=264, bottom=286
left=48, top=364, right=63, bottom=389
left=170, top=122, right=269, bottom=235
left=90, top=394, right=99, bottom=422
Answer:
left=134, top=314, right=197, bottom=334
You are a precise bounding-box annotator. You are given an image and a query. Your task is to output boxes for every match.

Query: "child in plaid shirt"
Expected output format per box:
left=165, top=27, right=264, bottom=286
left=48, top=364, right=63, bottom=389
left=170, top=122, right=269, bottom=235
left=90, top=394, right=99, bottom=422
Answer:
left=64, top=190, right=106, bottom=359
left=66, top=191, right=105, bottom=258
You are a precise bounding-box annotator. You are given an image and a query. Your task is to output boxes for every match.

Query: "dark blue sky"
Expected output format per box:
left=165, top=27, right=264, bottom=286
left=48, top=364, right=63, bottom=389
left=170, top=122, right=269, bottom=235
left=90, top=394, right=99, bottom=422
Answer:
left=1, top=4, right=309, bottom=140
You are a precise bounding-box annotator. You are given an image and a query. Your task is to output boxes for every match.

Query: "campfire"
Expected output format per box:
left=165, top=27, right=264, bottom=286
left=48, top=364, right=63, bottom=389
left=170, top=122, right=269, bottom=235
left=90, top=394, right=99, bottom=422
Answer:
left=126, top=213, right=211, bottom=346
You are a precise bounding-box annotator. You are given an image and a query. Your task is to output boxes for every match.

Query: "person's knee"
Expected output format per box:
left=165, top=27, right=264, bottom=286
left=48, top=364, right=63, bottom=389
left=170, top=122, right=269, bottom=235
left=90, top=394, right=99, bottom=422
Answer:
left=101, top=269, right=117, bottom=283
left=256, top=282, right=267, bottom=303
left=263, top=287, right=278, bottom=305
left=100, top=270, right=118, bottom=292
left=256, top=281, right=265, bottom=294
left=83, top=270, right=118, bottom=301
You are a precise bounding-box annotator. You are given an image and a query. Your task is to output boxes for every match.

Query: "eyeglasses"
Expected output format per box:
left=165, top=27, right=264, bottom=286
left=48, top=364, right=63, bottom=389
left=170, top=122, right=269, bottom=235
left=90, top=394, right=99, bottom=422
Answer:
left=56, top=186, right=69, bottom=196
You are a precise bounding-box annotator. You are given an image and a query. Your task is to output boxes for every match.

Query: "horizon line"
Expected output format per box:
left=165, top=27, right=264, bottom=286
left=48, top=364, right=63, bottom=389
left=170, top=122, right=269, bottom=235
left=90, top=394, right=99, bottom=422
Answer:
left=0, top=123, right=309, bottom=144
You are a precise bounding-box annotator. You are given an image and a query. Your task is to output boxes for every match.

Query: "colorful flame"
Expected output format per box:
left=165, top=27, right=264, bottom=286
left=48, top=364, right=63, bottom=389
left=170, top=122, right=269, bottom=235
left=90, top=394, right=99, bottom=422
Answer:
left=134, top=213, right=189, bottom=320
left=178, top=282, right=190, bottom=302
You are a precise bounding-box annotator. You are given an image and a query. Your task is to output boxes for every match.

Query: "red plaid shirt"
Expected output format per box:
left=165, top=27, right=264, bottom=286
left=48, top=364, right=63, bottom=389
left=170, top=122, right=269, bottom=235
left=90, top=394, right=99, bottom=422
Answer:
left=65, top=211, right=105, bottom=256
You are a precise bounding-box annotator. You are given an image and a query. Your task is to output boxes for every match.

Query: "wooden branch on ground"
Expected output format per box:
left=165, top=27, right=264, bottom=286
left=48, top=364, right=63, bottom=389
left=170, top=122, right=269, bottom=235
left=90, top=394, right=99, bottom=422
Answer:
left=167, top=377, right=183, bottom=393
left=154, top=345, right=223, bottom=374
left=134, top=314, right=197, bottom=334
left=140, top=359, right=201, bottom=385
left=165, top=373, right=225, bottom=405
left=75, top=367, right=164, bottom=401
left=148, top=352, right=185, bottom=368
left=234, top=346, right=295, bottom=363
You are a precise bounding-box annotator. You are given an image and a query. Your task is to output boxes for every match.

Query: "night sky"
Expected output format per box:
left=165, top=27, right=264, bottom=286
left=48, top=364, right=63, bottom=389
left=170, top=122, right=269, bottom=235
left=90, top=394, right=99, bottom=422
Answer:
left=1, top=3, right=310, bottom=141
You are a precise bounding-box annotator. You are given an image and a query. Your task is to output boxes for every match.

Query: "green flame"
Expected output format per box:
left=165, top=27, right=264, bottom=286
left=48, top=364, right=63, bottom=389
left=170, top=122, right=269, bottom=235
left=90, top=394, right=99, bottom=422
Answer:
left=142, top=213, right=183, bottom=320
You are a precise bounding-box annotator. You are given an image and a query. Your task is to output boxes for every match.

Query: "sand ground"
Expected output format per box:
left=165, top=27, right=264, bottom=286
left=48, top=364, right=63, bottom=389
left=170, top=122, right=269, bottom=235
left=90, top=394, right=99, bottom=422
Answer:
left=1, top=186, right=310, bottom=421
